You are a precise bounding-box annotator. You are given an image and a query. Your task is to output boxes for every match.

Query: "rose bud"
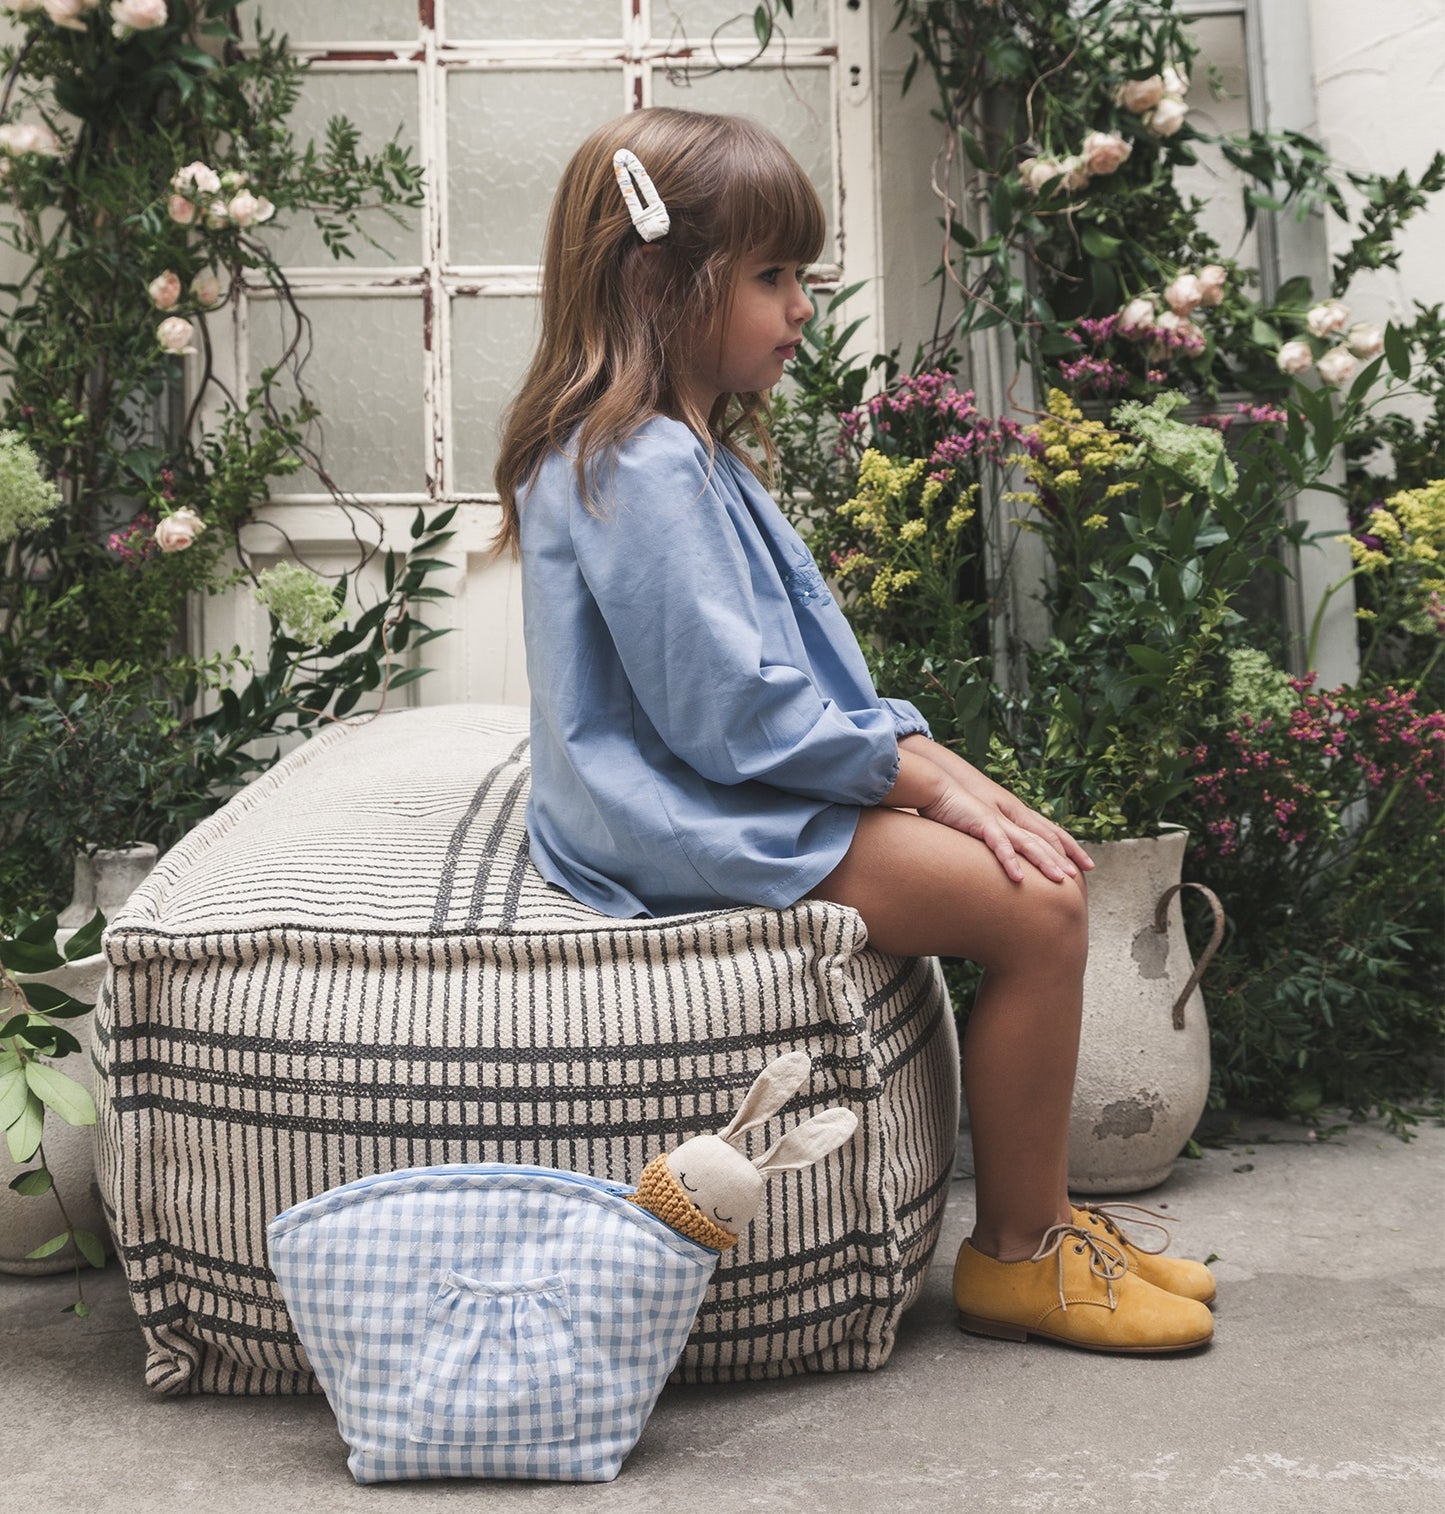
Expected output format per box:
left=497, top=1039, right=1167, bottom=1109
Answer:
left=1116, top=75, right=1164, bottom=114
left=1197, top=264, right=1228, bottom=306
left=1081, top=130, right=1132, bottom=177
left=156, top=315, right=197, bottom=355
left=1164, top=273, right=1204, bottom=315
left=1146, top=97, right=1189, bottom=137
left=1306, top=299, right=1350, bottom=338
left=1316, top=346, right=1357, bottom=387
left=1344, top=322, right=1384, bottom=359
left=1276, top=339, right=1313, bottom=375
left=147, top=269, right=181, bottom=310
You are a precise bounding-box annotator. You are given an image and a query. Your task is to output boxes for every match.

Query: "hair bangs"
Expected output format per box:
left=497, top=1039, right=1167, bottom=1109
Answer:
left=720, top=129, right=827, bottom=269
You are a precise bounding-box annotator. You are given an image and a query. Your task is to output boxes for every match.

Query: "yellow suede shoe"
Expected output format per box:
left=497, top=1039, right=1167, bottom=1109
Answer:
left=953, top=1224, right=1214, bottom=1354
left=1072, top=1202, right=1217, bottom=1306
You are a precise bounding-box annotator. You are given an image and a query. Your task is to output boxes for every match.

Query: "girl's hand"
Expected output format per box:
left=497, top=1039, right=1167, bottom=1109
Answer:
left=915, top=779, right=1081, bottom=886
left=900, top=734, right=1093, bottom=875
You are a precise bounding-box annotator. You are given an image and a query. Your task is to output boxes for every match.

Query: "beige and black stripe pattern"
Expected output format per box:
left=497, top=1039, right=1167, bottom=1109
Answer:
left=94, top=705, right=960, bottom=1395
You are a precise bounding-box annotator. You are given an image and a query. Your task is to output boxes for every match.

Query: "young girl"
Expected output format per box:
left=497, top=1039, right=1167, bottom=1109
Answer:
left=494, top=107, right=1215, bottom=1354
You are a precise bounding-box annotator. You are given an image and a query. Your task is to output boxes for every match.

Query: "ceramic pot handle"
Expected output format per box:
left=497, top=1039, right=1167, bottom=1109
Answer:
left=1152, top=882, right=1225, bottom=1030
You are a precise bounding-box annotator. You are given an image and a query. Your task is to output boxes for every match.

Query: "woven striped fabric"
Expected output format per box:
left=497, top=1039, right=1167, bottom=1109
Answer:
left=94, top=704, right=960, bottom=1396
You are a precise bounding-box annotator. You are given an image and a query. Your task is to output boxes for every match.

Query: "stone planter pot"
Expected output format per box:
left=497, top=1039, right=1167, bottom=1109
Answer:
left=1, top=842, right=158, bottom=1276
left=1067, top=832, right=1223, bottom=1195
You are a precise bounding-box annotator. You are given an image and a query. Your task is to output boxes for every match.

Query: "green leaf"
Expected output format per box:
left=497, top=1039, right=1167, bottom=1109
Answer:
left=7, top=1093, right=43, bottom=1163
left=25, top=1232, right=71, bottom=1262
left=1081, top=228, right=1123, bottom=260
left=0, top=1065, right=29, bottom=1128
left=1125, top=644, right=1172, bottom=674
left=1383, top=321, right=1410, bottom=381
left=72, top=1227, right=106, bottom=1269
left=9, top=1167, right=52, bottom=1196
left=25, top=1064, right=96, bottom=1127
left=62, top=909, right=105, bottom=963
left=0, top=938, right=64, bottom=974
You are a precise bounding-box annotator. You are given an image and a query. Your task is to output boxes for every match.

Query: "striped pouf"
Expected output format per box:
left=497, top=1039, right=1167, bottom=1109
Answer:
left=94, top=704, right=959, bottom=1395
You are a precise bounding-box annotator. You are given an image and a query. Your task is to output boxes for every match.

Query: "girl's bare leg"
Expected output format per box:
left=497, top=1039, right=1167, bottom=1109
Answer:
left=808, top=806, right=1088, bottom=1262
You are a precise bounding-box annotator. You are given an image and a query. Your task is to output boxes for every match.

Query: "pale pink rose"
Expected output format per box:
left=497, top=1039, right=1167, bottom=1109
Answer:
left=1316, top=346, right=1357, bottom=387
left=226, top=189, right=260, bottom=226
left=1146, top=97, right=1189, bottom=137
left=1197, top=264, right=1228, bottom=306
left=1164, top=273, right=1203, bottom=316
left=1306, top=299, right=1349, bottom=338
left=153, top=507, right=205, bottom=553
left=1175, top=320, right=1206, bottom=357
left=156, top=315, right=196, bottom=355
left=1161, top=64, right=1190, bottom=98
left=1118, top=296, right=1156, bottom=335
left=1345, top=322, right=1384, bottom=360
left=111, top=0, right=166, bottom=35
left=1057, top=154, right=1090, bottom=192
left=1018, top=157, right=1059, bottom=193
left=253, top=196, right=275, bottom=223
left=202, top=199, right=229, bottom=229
left=1080, top=130, right=1132, bottom=177
left=166, top=192, right=197, bottom=226
left=1115, top=75, right=1164, bottom=114
left=147, top=269, right=181, bottom=310
left=43, top=0, right=98, bottom=31
left=171, top=160, right=220, bottom=196
left=0, top=122, right=60, bottom=156
left=1276, top=339, right=1313, bottom=376
left=3, top=2, right=49, bottom=15
left=190, top=269, right=224, bottom=307
left=220, top=168, right=248, bottom=191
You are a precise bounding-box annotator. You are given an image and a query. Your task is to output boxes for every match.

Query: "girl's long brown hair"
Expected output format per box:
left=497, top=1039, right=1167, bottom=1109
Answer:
left=491, top=108, right=825, bottom=557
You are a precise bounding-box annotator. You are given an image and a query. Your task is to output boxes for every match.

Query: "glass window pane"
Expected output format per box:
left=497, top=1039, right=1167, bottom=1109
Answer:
left=651, top=64, right=836, bottom=262
left=653, top=0, right=832, bottom=42
left=447, top=70, right=623, bottom=266
left=446, top=1, right=623, bottom=42
left=262, top=1, right=420, bottom=44
left=255, top=70, right=423, bottom=268
left=1177, top=16, right=1256, bottom=268
left=450, top=295, right=538, bottom=495
left=248, top=296, right=427, bottom=494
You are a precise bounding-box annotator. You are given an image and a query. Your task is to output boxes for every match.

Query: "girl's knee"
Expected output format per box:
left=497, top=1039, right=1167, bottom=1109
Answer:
left=995, top=874, right=1089, bottom=971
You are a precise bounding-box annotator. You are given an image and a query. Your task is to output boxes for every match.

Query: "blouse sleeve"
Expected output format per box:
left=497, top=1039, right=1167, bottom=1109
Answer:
left=569, top=426, right=900, bottom=806
left=880, top=697, right=932, bottom=741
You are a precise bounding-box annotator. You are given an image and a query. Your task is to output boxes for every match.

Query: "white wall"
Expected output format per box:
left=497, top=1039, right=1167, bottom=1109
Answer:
left=1310, top=0, right=1445, bottom=420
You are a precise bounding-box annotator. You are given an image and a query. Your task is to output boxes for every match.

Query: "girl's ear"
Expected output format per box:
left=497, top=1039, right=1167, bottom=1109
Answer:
left=753, top=1107, right=859, bottom=1176
left=719, top=1051, right=813, bottom=1144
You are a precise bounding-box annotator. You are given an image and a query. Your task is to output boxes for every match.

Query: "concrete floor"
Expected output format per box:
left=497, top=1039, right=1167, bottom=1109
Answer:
left=3, top=1115, right=1442, bottom=1514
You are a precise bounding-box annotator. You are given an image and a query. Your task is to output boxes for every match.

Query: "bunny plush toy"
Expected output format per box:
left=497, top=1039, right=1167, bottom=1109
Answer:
left=630, top=1051, right=858, bottom=1249
left=267, top=1051, right=858, bottom=1485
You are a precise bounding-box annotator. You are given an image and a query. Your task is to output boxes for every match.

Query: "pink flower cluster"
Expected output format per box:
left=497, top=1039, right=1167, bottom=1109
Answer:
left=107, top=510, right=158, bottom=564
left=838, top=371, right=1023, bottom=469
left=1202, top=402, right=1289, bottom=432
left=1190, top=677, right=1444, bottom=856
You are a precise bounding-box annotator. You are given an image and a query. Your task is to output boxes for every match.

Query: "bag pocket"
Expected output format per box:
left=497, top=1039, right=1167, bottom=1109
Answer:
left=406, top=1270, right=578, bottom=1446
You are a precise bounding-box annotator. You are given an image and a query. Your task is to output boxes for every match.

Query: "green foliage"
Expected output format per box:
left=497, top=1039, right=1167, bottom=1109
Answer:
left=2, top=907, right=106, bottom=1309
left=0, top=6, right=446, bottom=924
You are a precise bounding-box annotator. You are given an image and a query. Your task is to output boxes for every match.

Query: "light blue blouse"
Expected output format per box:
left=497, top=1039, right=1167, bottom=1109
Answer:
left=518, top=415, right=930, bottom=918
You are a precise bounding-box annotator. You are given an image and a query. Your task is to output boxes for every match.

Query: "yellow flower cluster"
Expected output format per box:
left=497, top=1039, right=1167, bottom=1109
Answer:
left=870, top=566, right=921, bottom=607
left=1013, top=389, right=1138, bottom=521
left=1340, top=478, right=1445, bottom=630
left=842, top=449, right=928, bottom=538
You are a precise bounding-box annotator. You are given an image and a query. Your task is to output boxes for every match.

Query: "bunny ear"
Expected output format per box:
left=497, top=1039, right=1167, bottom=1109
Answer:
left=753, top=1107, right=859, bottom=1175
left=719, top=1051, right=813, bottom=1144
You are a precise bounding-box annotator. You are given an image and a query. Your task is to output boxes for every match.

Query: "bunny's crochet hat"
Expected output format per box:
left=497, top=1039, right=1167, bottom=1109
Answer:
left=629, top=1157, right=739, bottom=1250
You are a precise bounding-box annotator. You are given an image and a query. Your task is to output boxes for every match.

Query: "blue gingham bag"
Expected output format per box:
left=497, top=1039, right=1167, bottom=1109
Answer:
left=267, top=1164, right=720, bottom=1484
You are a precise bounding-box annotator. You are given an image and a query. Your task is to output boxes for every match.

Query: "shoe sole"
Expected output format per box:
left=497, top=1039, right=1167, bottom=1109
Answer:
left=957, top=1310, right=1213, bottom=1354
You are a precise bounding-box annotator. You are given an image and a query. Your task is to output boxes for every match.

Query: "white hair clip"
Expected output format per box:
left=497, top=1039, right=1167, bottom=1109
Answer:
left=612, top=148, right=671, bottom=242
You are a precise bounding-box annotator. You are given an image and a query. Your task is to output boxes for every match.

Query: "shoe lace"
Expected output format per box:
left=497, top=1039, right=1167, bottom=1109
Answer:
left=1030, top=1223, right=1128, bottom=1312
left=1075, top=1201, right=1173, bottom=1256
